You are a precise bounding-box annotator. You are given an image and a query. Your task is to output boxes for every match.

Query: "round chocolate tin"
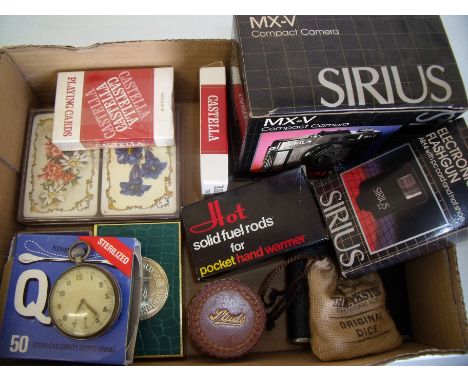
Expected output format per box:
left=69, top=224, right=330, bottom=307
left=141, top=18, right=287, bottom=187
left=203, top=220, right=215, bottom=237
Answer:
left=187, top=279, right=266, bottom=359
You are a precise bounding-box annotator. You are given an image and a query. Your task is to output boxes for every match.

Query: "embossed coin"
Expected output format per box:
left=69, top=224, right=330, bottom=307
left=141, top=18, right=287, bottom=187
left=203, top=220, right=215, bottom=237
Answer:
left=139, top=258, right=169, bottom=321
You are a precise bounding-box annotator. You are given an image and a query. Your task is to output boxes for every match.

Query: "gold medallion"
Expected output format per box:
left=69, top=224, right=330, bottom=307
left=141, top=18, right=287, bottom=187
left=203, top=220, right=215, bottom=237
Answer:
left=139, top=258, right=169, bottom=320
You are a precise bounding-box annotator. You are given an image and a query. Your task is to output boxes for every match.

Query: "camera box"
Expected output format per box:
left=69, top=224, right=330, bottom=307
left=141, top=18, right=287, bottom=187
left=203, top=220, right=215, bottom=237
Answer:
left=0, top=234, right=143, bottom=365
left=200, top=64, right=229, bottom=196
left=1, top=39, right=467, bottom=366
left=53, top=67, right=174, bottom=150
left=312, top=118, right=468, bottom=278
left=230, top=16, right=468, bottom=176
left=181, top=166, right=327, bottom=280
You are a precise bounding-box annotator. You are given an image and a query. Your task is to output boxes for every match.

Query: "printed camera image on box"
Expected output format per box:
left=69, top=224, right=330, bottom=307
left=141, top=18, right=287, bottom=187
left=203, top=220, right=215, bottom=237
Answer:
left=0, top=234, right=142, bottom=365
left=53, top=67, right=174, bottom=150
left=251, top=126, right=399, bottom=173
left=312, top=118, right=468, bottom=277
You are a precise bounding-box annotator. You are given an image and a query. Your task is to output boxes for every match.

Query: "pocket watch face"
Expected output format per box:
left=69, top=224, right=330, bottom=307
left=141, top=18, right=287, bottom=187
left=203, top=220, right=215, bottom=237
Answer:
left=49, top=264, right=121, bottom=339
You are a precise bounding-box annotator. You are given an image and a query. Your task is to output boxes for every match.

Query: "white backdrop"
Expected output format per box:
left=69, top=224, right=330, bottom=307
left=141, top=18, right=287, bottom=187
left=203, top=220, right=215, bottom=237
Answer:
left=0, top=15, right=466, bottom=98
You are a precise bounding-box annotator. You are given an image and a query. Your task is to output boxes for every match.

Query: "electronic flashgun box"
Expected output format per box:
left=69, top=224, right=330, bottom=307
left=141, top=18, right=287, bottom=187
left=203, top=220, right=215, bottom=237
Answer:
left=52, top=67, right=175, bottom=150
left=312, top=118, right=468, bottom=278
left=0, top=234, right=143, bottom=365
left=230, top=15, right=468, bottom=177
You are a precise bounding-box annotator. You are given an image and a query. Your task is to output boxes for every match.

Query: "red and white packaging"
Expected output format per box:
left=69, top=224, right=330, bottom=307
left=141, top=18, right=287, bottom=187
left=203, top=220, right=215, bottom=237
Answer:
left=52, top=67, right=174, bottom=150
left=200, top=66, right=228, bottom=196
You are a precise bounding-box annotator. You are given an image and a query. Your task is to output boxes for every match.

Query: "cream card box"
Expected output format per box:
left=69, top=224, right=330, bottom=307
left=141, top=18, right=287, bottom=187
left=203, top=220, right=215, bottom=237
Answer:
left=19, top=110, right=180, bottom=223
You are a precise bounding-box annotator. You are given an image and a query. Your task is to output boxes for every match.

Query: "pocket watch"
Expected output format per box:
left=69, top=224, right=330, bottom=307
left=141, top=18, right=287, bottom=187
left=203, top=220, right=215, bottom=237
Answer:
left=49, top=241, right=122, bottom=339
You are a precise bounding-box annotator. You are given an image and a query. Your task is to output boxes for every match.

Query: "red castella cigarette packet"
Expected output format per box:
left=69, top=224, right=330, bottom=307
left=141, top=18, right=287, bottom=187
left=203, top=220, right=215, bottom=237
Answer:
left=200, top=64, right=229, bottom=196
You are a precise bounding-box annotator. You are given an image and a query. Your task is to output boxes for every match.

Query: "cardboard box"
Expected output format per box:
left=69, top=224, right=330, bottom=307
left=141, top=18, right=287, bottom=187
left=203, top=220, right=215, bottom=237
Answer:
left=230, top=16, right=468, bottom=176
left=0, top=40, right=467, bottom=365
left=53, top=67, right=175, bottom=150
left=311, top=119, right=468, bottom=278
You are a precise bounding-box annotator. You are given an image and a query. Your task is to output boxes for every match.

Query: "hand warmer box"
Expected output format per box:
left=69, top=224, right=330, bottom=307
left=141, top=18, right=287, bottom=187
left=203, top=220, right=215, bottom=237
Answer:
left=182, top=167, right=327, bottom=280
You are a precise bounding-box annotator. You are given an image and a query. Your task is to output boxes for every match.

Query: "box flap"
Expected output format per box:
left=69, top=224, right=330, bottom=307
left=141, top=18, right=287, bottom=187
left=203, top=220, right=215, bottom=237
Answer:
left=3, top=41, right=231, bottom=105
left=179, top=102, right=202, bottom=205
left=0, top=165, right=21, bottom=265
left=448, top=245, right=468, bottom=347
left=0, top=53, right=37, bottom=170
left=202, top=61, right=225, bottom=69
left=135, top=342, right=462, bottom=365
left=405, top=247, right=468, bottom=349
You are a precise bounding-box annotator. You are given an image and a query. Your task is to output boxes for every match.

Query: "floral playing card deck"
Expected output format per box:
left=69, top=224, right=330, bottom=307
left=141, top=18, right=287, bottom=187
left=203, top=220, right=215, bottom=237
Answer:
left=19, top=110, right=180, bottom=223
left=101, top=145, right=177, bottom=216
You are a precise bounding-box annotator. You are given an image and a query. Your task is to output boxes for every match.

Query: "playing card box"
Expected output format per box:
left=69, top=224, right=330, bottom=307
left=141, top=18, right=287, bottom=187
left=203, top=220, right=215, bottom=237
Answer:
left=0, top=234, right=143, bottom=365
left=52, top=67, right=175, bottom=150
left=18, top=109, right=180, bottom=223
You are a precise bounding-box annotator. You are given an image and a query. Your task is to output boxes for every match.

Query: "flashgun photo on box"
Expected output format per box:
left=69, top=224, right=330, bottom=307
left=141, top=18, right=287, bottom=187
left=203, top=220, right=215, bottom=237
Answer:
left=341, top=144, right=449, bottom=254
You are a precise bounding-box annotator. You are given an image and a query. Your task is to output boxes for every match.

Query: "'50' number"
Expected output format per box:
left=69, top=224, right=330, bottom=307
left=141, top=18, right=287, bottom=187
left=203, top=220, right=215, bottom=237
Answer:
left=9, top=335, right=29, bottom=353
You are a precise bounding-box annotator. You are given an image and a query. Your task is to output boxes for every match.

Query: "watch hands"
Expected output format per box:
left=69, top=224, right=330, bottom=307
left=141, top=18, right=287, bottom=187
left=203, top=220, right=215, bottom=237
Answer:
left=75, top=299, right=85, bottom=313
left=83, top=300, right=99, bottom=317
left=74, top=298, right=85, bottom=325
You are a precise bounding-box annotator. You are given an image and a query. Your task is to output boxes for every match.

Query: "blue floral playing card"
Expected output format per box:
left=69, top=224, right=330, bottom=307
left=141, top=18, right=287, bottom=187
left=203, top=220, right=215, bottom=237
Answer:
left=100, top=146, right=178, bottom=216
